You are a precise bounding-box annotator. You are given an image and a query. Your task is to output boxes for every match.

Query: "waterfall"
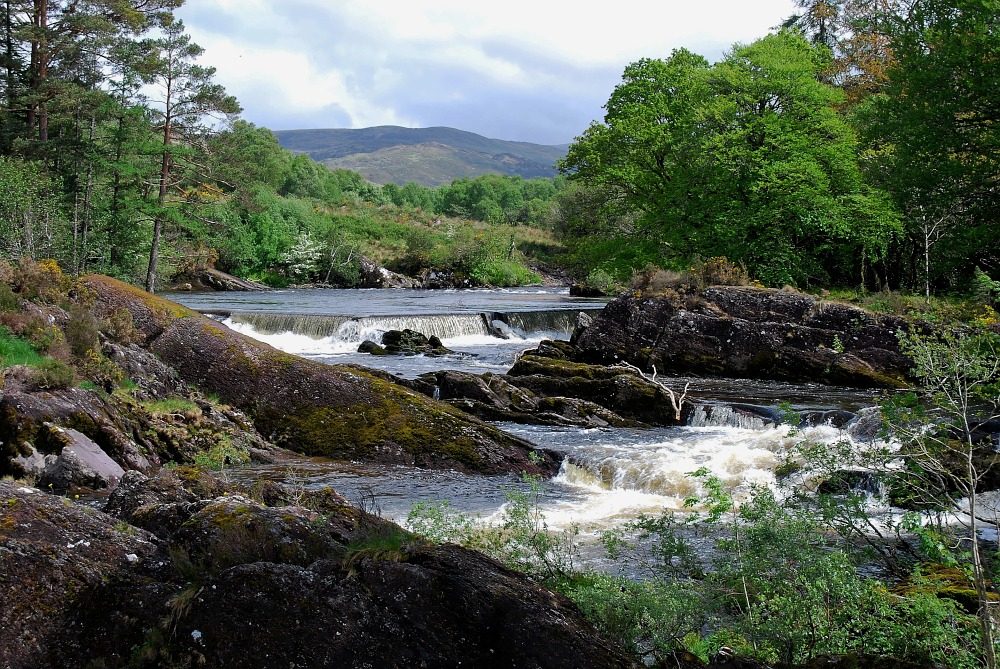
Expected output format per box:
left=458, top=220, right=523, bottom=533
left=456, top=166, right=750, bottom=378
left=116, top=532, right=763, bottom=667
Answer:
left=687, top=404, right=778, bottom=430
left=228, top=312, right=352, bottom=338
left=490, top=309, right=599, bottom=337
left=229, top=312, right=493, bottom=343
left=229, top=308, right=603, bottom=345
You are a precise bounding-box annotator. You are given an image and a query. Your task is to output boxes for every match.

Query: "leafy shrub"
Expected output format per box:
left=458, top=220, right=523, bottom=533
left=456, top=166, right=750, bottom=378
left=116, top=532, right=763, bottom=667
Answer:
left=973, top=267, right=1000, bottom=306
left=29, top=358, right=75, bottom=389
left=78, top=349, right=124, bottom=388
left=581, top=268, right=620, bottom=295
left=691, top=256, right=750, bottom=288
left=64, top=304, right=101, bottom=358
left=104, top=308, right=139, bottom=344
left=469, top=257, right=540, bottom=287
left=629, top=266, right=693, bottom=296
left=558, top=573, right=707, bottom=664
left=13, top=258, right=70, bottom=302
left=0, top=282, right=19, bottom=311
left=24, top=319, right=68, bottom=358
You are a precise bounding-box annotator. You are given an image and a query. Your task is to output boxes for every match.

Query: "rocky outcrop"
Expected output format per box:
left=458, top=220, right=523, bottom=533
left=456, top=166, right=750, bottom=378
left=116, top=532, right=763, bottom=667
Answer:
left=0, top=476, right=638, bottom=669
left=413, top=368, right=642, bottom=428
left=358, top=256, right=420, bottom=288
left=169, top=268, right=269, bottom=291
left=83, top=275, right=555, bottom=476
left=572, top=287, right=913, bottom=389
left=0, top=368, right=274, bottom=485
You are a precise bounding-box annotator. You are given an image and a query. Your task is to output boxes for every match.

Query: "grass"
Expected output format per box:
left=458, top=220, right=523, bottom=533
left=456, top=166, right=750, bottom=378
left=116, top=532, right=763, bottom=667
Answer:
left=141, top=397, right=201, bottom=416
left=0, top=327, right=46, bottom=367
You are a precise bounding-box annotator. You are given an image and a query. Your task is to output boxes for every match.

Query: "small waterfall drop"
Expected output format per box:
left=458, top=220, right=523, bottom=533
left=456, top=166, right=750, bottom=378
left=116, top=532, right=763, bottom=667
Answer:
left=687, top=404, right=778, bottom=430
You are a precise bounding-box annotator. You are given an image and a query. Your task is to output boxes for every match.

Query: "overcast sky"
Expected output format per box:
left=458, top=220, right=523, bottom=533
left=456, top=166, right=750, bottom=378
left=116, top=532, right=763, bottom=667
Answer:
left=175, top=0, right=798, bottom=145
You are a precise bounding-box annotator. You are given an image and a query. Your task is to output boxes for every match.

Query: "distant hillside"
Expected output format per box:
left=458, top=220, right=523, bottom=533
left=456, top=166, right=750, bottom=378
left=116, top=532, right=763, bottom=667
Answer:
left=274, top=126, right=569, bottom=187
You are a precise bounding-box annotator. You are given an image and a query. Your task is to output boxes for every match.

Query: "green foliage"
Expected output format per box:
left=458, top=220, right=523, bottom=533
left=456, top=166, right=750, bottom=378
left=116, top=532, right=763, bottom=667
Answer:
left=407, top=468, right=578, bottom=581
left=562, top=32, right=901, bottom=288
left=856, top=0, right=1000, bottom=295
left=973, top=268, right=1000, bottom=307
left=557, top=572, right=707, bottom=663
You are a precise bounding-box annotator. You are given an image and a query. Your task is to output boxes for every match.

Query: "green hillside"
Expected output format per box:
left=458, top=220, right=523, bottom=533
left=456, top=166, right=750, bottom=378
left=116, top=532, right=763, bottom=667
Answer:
left=274, top=126, right=568, bottom=186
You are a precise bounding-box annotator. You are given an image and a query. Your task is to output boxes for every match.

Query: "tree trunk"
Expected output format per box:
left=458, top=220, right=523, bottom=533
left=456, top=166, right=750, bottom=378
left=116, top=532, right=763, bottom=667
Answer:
left=146, top=56, right=173, bottom=294
left=27, top=0, right=47, bottom=140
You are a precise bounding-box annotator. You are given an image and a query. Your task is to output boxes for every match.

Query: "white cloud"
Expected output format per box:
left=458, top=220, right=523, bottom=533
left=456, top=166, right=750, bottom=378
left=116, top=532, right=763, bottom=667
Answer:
left=176, top=0, right=798, bottom=142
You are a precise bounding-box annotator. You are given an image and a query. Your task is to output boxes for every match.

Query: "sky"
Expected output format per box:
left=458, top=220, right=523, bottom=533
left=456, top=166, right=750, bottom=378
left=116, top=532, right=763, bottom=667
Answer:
left=175, top=0, right=799, bottom=146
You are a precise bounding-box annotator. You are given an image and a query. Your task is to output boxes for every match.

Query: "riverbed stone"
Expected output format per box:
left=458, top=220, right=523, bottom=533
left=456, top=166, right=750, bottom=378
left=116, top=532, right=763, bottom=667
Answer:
left=37, top=425, right=126, bottom=491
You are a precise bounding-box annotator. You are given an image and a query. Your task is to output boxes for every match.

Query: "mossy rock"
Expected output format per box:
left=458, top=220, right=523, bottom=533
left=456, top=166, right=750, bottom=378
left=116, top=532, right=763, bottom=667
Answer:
left=87, top=276, right=551, bottom=475
left=892, top=563, right=1000, bottom=614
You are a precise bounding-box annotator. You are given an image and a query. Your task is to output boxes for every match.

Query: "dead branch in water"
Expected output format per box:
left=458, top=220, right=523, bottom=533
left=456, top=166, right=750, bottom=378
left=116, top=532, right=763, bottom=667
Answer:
left=618, top=362, right=690, bottom=421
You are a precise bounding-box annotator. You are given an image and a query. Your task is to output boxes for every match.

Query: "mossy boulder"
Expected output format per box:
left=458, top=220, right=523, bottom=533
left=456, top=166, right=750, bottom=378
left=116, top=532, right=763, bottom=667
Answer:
left=84, top=275, right=553, bottom=475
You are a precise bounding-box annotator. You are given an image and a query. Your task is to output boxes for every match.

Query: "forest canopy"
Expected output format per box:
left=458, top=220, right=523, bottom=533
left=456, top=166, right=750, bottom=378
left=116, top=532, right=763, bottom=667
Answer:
left=0, top=0, right=997, bottom=298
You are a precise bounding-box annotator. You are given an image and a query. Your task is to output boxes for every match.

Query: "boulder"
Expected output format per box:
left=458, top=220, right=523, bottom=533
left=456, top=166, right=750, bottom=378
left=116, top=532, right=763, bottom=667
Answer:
left=358, top=256, right=419, bottom=289
left=0, top=383, right=151, bottom=478
left=83, top=275, right=556, bottom=476
left=415, top=369, right=637, bottom=428
left=0, top=479, right=639, bottom=669
left=380, top=328, right=453, bottom=356
left=572, top=287, right=913, bottom=389
left=37, top=426, right=126, bottom=491
left=506, top=353, right=691, bottom=425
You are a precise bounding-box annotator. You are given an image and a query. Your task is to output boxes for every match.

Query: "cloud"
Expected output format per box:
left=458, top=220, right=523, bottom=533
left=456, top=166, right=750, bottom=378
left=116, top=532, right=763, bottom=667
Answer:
left=176, top=0, right=797, bottom=144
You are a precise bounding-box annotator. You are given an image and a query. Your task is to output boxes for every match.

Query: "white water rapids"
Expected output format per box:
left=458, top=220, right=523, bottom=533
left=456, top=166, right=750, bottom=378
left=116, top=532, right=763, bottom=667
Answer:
left=169, top=288, right=891, bottom=545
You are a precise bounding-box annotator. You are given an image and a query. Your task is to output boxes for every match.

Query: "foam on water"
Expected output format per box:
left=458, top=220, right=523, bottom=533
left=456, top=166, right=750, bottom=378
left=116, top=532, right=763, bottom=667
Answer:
left=505, top=421, right=870, bottom=531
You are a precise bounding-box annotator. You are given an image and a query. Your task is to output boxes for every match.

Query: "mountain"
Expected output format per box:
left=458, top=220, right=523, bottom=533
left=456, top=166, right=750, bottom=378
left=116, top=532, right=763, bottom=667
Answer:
left=273, top=126, right=569, bottom=187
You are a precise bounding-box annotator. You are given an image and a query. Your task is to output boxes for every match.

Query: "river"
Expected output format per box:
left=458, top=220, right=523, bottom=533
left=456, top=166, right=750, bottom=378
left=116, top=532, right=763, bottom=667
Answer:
left=166, top=287, right=886, bottom=540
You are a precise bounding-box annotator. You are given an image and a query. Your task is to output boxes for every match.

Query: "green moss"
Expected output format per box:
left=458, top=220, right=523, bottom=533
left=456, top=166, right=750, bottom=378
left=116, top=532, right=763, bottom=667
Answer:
left=509, top=355, right=626, bottom=381
left=275, top=396, right=485, bottom=468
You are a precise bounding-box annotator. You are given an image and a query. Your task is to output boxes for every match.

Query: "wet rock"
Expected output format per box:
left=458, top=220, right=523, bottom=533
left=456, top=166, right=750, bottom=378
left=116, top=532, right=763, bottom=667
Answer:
left=417, top=369, right=637, bottom=428
left=572, top=287, right=913, bottom=389
left=380, top=328, right=453, bottom=356
left=506, top=353, right=690, bottom=425
left=358, top=339, right=389, bottom=355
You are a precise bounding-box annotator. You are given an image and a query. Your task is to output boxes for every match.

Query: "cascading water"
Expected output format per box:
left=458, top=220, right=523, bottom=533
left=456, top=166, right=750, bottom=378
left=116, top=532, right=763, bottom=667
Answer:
left=173, top=287, right=892, bottom=545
